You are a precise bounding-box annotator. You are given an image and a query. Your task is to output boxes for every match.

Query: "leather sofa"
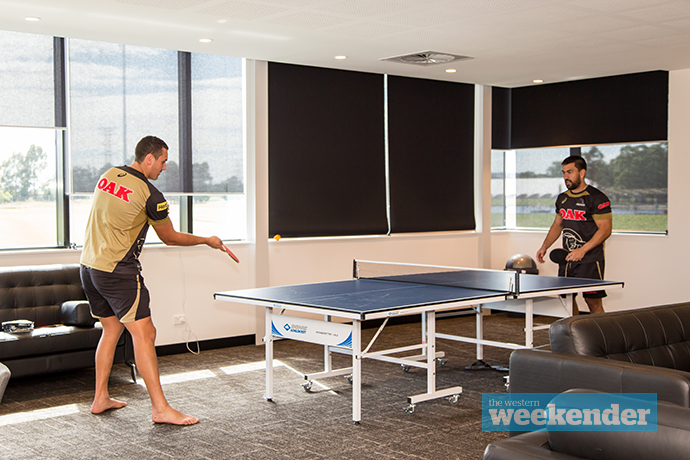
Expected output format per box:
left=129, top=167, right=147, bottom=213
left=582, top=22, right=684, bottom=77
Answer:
left=483, top=389, right=690, bottom=460
left=0, top=264, right=135, bottom=380
left=483, top=303, right=690, bottom=459
left=508, top=302, right=690, bottom=408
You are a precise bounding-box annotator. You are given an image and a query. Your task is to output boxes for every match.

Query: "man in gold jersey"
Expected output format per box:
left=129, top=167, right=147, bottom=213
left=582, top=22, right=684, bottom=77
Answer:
left=80, top=136, right=224, bottom=425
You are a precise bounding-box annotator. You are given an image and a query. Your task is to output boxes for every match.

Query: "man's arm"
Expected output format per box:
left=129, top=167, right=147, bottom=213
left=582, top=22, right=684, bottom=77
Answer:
left=536, top=214, right=563, bottom=264
left=565, top=218, right=612, bottom=262
left=152, top=220, right=224, bottom=250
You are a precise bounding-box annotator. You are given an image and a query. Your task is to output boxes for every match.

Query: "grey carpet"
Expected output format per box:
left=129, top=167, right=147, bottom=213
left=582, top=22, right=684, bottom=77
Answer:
left=0, top=312, right=553, bottom=460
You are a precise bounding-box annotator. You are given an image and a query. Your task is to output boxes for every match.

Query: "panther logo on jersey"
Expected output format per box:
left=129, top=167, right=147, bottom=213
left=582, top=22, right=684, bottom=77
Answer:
left=563, top=229, right=586, bottom=252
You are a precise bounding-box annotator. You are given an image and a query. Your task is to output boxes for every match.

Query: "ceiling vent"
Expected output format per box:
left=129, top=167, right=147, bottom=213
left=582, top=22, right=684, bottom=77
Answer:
left=381, top=51, right=473, bottom=66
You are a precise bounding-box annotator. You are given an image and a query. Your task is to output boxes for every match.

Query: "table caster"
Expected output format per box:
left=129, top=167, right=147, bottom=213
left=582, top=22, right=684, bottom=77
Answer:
left=401, top=364, right=410, bottom=373
left=447, top=394, right=460, bottom=405
left=438, top=358, right=447, bottom=368
left=302, top=380, right=313, bottom=392
left=404, top=404, right=416, bottom=415
left=346, top=374, right=353, bottom=384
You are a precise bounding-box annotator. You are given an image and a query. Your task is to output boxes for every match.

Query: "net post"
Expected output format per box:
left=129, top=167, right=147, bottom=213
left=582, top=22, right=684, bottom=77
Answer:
left=352, top=259, right=358, bottom=279
left=514, top=272, right=520, bottom=298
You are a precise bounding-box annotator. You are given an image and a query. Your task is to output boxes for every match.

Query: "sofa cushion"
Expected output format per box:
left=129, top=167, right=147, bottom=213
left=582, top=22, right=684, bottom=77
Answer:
left=0, top=264, right=86, bottom=328
left=0, top=324, right=103, bottom=361
left=548, top=391, right=690, bottom=460
left=61, top=301, right=97, bottom=327
left=550, top=302, right=690, bottom=372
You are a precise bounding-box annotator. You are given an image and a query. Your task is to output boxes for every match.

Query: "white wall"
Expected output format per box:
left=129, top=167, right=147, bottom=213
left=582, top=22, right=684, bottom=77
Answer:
left=1, top=68, right=687, bottom=344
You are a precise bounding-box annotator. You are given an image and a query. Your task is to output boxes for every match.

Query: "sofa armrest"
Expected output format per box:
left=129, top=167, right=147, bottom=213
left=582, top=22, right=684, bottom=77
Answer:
left=60, top=301, right=96, bottom=327
left=509, top=349, right=690, bottom=407
left=547, top=390, right=690, bottom=460
left=483, top=431, right=578, bottom=460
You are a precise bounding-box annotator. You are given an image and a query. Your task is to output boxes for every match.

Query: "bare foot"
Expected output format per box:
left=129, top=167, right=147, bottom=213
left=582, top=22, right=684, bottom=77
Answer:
left=152, top=406, right=199, bottom=425
left=91, top=398, right=127, bottom=414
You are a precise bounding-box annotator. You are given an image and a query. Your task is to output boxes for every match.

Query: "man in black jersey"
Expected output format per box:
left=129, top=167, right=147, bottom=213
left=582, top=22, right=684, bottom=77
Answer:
left=536, top=156, right=612, bottom=315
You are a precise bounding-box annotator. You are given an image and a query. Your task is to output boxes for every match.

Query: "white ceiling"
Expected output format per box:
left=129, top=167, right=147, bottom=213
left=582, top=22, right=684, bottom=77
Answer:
left=1, top=0, right=689, bottom=87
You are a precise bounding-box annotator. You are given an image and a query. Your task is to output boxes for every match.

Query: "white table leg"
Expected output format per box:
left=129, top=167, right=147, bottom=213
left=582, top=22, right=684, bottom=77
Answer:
left=476, top=304, right=484, bottom=361
left=264, top=306, right=273, bottom=401
left=525, top=299, right=534, bottom=348
left=426, top=311, right=436, bottom=393
left=352, top=319, right=362, bottom=424
left=324, top=314, right=332, bottom=373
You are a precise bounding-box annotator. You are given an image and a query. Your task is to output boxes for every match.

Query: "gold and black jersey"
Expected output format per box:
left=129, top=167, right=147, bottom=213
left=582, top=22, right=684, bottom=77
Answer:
left=80, top=166, right=169, bottom=275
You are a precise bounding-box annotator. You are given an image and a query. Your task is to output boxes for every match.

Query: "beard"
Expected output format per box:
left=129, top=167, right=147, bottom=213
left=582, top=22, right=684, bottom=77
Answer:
left=565, top=177, right=581, bottom=190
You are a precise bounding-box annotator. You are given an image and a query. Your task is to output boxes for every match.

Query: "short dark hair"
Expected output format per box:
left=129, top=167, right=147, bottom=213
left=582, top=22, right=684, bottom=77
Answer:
left=562, top=155, right=587, bottom=171
left=134, top=136, right=168, bottom=163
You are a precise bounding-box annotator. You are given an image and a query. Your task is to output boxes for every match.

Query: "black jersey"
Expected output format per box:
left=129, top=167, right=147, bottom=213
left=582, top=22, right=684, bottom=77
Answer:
left=555, top=185, right=612, bottom=263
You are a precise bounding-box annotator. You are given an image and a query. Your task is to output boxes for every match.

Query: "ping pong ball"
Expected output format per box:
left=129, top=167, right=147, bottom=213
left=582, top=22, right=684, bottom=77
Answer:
left=274, top=234, right=281, bottom=241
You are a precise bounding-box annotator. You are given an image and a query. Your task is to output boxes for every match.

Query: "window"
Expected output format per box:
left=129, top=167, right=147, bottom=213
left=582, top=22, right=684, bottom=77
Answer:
left=0, top=31, right=55, bottom=127
left=0, top=127, right=59, bottom=248
left=0, top=31, right=60, bottom=249
left=68, top=40, right=180, bottom=246
left=190, top=53, right=246, bottom=240
left=492, top=142, right=668, bottom=233
left=0, top=29, right=246, bottom=251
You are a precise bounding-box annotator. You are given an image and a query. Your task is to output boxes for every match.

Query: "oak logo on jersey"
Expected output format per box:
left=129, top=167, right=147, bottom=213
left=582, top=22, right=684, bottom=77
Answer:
left=598, top=201, right=610, bottom=210
left=97, top=178, right=134, bottom=203
left=560, top=208, right=586, bottom=221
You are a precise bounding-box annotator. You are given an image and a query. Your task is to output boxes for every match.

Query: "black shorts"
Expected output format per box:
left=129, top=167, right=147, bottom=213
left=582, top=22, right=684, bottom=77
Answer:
left=558, top=260, right=607, bottom=299
left=80, top=265, right=151, bottom=323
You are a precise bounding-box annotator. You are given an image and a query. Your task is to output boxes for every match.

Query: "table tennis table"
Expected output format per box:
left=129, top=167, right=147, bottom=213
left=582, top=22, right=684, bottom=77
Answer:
left=214, top=260, right=623, bottom=423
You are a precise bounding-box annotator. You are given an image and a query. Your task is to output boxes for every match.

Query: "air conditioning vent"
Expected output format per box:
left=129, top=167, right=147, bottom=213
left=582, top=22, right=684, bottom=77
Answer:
left=381, top=51, right=473, bottom=66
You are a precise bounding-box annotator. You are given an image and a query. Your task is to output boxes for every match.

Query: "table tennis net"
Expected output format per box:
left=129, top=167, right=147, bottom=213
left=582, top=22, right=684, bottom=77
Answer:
left=353, top=260, right=517, bottom=294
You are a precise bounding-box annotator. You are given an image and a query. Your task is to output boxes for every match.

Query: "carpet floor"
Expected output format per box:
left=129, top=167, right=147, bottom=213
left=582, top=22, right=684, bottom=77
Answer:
left=0, top=312, right=553, bottom=460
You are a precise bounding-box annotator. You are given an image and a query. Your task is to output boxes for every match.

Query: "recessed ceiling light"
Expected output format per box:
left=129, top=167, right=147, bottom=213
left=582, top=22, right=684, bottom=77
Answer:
left=446, top=69, right=456, bottom=73
left=199, top=38, right=213, bottom=43
left=334, top=55, right=347, bottom=60
left=217, top=19, right=228, bottom=24
left=25, top=17, right=41, bottom=22
left=533, top=79, right=544, bottom=84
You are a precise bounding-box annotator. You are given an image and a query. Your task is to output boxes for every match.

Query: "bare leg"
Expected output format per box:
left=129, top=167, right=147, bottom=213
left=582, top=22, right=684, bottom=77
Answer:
left=91, top=316, right=128, bottom=414
left=125, top=317, right=199, bottom=425
left=585, top=297, right=604, bottom=314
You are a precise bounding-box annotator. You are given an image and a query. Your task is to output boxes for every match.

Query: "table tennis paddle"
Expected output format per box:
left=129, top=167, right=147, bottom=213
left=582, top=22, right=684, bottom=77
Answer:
left=549, top=248, right=568, bottom=265
left=221, top=244, right=240, bottom=263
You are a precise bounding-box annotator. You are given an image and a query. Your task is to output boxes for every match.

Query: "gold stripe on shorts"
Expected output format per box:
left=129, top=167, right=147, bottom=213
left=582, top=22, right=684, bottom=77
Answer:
left=120, top=275, right=141, bottom=323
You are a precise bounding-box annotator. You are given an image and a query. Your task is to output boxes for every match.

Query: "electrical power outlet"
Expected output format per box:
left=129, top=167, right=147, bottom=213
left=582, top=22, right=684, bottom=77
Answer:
left=173, top=315, right=186, bottom=325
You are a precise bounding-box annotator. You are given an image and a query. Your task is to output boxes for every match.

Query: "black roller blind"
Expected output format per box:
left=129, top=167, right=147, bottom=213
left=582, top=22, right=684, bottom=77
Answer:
left=493, top=70, right=668, bottom=149
left=268, top=63, right=387, bottom=238
left=387, top=76, right=475, bottom=233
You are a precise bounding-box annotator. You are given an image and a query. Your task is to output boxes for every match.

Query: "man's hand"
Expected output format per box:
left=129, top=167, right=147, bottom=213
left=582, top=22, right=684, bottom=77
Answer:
left=566, top=247, right=587, bottom=262
left=206, top=236, right=224, bottom=251
left=537, top=214, right=563, bottom=264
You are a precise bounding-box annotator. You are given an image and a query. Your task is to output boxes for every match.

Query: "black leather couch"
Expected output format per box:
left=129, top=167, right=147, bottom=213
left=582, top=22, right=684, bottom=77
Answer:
left=484, top=389, right=690, bottom=460
left=508, top=302, right=690, bottom=407
left=483, top=302, right=690, bottom=459
left=0, top=264, right=135, bottom=380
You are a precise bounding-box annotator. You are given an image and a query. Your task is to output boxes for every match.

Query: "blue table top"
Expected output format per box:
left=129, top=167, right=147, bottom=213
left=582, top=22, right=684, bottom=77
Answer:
left=214, top=272, right=623, bottom=318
